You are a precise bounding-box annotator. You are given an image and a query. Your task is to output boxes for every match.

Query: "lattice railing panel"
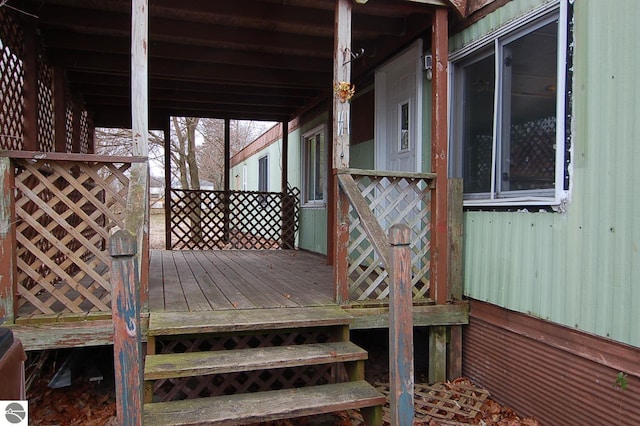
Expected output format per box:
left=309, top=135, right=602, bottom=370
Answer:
left=80, top=110, right=89, bottom=153
left=37, top=51, right=55, bottom=152
left=65, top=95, right=74, bottom=152
left=154, top=365, right=335, bottom=401
left=0, top=9, right=24, bottom=151
left=13, top=158, right=131, bottom=317
left=347, top=173, right=434, bottom=301
left=170, top=187, right=300, bottom=250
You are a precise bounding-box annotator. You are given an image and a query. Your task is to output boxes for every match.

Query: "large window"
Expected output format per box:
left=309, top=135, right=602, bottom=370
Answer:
left=450, top=3, right=569, bottom=207
left=302, top=125, right=326, bottom=206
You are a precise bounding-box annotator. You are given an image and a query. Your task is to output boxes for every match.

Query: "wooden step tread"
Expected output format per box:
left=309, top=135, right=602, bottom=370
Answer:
left=145, top=341, right=367, bottom=380
left=148, top=306, right=352, bottom=336
left=143, top=381, right=385, bottom=425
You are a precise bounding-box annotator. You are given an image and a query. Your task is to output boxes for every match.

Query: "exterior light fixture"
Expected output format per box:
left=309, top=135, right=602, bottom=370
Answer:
left=423, top=54, right=433, bottom=80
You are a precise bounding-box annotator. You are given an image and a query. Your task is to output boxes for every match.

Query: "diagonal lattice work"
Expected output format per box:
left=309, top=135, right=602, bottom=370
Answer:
left=0, top=8, right=24, bottom=151
left=376, top=379, right=490, bottom=425
left=347, top=172, right=435, bottom=301
left=152, top=328, right=338, bottom=401
left=37, top=50, right=55, bottom=153
left=170, top=187, right=300, bottom=250
left=13, top=157, right=132, bottom=318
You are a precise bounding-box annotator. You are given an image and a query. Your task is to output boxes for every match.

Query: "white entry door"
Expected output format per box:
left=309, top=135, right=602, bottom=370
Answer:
left=375, top=40, right=423, bottom=173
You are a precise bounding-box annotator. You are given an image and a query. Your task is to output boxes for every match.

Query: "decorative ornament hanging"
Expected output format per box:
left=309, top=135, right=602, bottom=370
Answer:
left=334, top=81, right=355, bottom=103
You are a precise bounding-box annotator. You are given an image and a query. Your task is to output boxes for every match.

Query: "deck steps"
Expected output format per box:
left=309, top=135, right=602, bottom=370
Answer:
left=148, top=305, right=353, bottom=336
left=144, top=306, right=384, bottom=425
left=143, top=381, right=385, bottom=426
left=144, top=341, right=367, bottom=380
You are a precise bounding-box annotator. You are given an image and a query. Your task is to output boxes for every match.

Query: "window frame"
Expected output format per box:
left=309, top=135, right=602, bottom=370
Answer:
left=258, top=154, right=269, bottom=193
left=449, top=0, right=570, bottom=208
left=301, top=124, right=327, bottom=208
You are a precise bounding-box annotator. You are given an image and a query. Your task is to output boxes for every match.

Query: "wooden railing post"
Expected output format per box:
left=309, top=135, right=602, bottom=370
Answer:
left=388, top=224, right=414, bottom=426
left=334, top=177, right=350, bottom=303
left=110, top=230, right=142, bottom=426
left=0, top=157, right=16, bottom=324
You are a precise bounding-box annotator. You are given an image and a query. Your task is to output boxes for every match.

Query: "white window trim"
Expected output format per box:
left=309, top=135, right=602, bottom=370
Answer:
left=301, top=124, right=327, bottom=208
left=449, top=0, right=570, bottom=209
left=242, top=164, right=248, bottom=191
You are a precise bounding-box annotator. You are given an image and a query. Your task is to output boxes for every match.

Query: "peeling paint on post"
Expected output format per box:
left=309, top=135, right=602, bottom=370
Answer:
left=0, top=157, right=16, bottom=324
left=110, top=230, right=142, bottom=426
left=388, top=224, right=414, bottom=425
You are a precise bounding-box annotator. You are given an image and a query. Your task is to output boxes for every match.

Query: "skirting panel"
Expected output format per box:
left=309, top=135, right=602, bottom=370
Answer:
left=463, top=300, right=640, bottom=426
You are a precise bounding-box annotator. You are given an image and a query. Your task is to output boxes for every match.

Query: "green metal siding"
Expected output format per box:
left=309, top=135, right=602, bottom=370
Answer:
left=458, top=0, right=640, bottom=347
left=350, top=140, right=374, bottom=170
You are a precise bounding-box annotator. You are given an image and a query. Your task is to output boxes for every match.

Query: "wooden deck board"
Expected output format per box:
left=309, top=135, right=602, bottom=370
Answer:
left=148, top=250, right=165, bottom=311
left=160, top=251, right=189, bottom=312
left=171, top=251, right=212, bottom=312
left=212, top=250, right=302, bottom=308
left=180, top=251, right=234, bottom=310
left=215, top=250, right=330, bottom=307
left=143, top=381, right=385, bottom=426
left=149, top=250, right=334, bottom=313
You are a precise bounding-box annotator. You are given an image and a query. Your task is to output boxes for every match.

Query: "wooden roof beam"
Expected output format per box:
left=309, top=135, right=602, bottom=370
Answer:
left=45, top=36, right=332, bottom=73
left=69, top=73, right=320, bottom=98
left=50, top=52, right=331, bottom=88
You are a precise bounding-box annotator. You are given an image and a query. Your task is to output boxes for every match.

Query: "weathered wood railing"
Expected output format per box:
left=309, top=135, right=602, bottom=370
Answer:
left=168, top=187, right=300, bottom=250
left=334, top=168, right=436, bottom=304
left=0, top=151, right=146, bottom=324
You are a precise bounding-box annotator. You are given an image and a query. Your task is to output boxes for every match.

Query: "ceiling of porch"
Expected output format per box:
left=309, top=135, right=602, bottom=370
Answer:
left=16, top=0, right=441, bottom=128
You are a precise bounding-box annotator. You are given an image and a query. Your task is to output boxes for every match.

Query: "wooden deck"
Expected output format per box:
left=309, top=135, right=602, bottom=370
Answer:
left=11, top=249, right=469, bottom=351
left=148, top=250, right=335, bottom=313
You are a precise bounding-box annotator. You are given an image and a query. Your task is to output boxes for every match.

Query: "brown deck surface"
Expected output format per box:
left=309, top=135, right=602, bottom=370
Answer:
left=148, top=250, right=335, bottom=312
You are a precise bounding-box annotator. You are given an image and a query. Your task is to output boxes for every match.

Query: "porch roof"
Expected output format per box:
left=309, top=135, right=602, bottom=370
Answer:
left=15, top=0, right=455, bottom=128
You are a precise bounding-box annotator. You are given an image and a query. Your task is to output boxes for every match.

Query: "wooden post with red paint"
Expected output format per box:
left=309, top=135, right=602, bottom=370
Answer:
left=388, top=224, right=414, bottom=425
left=110, top=230, right=142, bottom=426
left=333, top=177, right=350, bottom=303
left=0, top=157, right=16, bottom=325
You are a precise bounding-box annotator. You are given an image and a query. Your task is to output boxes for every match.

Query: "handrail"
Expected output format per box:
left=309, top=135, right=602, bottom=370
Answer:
left=0, top=150, right=147, bottom=163
left=337, top=167, right=436, bottom=182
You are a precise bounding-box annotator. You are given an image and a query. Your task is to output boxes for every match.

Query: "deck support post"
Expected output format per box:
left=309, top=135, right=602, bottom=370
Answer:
left=110, top=230, right=143, bottom=426
left=429, top=325, right=447, bottom=384
left=223, top=119, right=231, bottom=244
left=0, top=157, right=16, bottom=324
left=331, top=0, right=352, bottom=296
left=388, top=224, right=414, bottom=425
left=281, top=121, right=296, bottom=249
left=164, top=117, right=172, bottom=250
left=431, top=7, right=450, bottom=306
left=447, top=178, right=464, bottom=379
left=333, top=180, right=350, bottom=303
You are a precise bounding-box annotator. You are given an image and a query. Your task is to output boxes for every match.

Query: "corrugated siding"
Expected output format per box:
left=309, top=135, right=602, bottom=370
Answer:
left=464, top=301, right=640, bottom=426
left=458, top=0, right=640, bottom=347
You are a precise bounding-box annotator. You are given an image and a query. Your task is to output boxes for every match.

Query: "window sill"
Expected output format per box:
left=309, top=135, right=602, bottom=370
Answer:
left=463, top=194, right=568, bottom=212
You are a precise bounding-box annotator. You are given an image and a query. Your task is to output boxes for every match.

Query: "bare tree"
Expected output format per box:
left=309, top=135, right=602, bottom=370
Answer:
left=171, top=117, right=201, bottom=190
